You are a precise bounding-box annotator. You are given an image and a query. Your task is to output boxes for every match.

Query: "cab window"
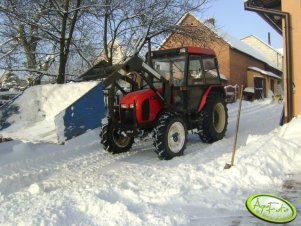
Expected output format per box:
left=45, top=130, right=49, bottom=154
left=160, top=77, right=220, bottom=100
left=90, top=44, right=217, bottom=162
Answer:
left=153, top=55, right=185, bottom=87
left=203, top=57, right=220, bottom=84
left=188, top=55, right=204, bottom=85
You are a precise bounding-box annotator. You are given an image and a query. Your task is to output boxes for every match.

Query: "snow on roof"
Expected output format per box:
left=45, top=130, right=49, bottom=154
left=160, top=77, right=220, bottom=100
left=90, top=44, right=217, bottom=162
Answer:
left=276, top=48, right=283, bottom=55
left=208, top=26, right=280, bottom=71
left=162, top=13, right=280, bottom=71
left=248, top=67, right=282, bottom=79
left=244, top=87, right=255, bottom=93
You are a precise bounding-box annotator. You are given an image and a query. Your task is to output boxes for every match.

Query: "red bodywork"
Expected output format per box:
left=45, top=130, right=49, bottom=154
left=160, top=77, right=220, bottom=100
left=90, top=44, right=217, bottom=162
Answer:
left=120, top=88, right=163, bottom=124
left=198, top=85, right=225, bottom=112
left=120, top=85, right=225, bottom=125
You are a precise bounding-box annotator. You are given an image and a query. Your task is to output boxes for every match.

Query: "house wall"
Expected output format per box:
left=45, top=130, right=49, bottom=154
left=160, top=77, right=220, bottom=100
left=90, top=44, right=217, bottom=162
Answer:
left=229, top=49, right=265, bottom=87
left=247, top=70, right=256, bottom=88
left=282, top=1, right=301, bottom=116
left=241, top=35, right=283, bottom=71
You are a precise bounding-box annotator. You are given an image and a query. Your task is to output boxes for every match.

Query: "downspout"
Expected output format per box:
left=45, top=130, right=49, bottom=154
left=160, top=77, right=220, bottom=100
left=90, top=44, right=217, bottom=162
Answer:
left=244, top=1, right=293, bottom=122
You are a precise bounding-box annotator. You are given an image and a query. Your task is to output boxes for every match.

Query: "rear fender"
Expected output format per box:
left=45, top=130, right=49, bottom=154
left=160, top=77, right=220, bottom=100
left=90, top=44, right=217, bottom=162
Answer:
left=198, top=85, right=225, bottom=112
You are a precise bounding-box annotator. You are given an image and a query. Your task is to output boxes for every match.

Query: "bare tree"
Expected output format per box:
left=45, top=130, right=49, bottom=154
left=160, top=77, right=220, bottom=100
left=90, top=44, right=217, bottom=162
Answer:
left=0, top=0, right=213, bottom=85
left=95, top=0, right=211, bottom=65
left=0, top=0, right=53, bottom=84
left=52, top=0, right=82, bottom=83
left=0, top=0, right=103, bottom=84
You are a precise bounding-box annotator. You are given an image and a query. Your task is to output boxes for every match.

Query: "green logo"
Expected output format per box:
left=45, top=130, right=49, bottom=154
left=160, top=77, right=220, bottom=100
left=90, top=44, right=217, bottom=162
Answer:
left=246, top=194, right=297, bottom=223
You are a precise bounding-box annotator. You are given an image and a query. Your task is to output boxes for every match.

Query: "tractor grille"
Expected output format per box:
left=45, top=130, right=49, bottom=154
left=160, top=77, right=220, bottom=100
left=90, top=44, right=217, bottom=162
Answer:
left=120, top=108, right=136, bottom=125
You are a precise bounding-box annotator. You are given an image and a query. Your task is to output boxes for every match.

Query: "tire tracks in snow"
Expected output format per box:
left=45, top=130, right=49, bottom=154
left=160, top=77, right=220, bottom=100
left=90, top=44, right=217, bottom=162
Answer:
left=228, top=100, right=281, bottom=121
left=0, top=140, right=152, bottom=196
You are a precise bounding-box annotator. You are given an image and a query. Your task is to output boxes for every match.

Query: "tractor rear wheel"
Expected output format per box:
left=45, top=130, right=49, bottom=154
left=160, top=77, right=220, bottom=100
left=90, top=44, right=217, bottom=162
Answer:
left=153, top=112, right=187, bottom=160
left=100, top=119, right=134, bottom=154
left=198, top=93, right=228, bottom=143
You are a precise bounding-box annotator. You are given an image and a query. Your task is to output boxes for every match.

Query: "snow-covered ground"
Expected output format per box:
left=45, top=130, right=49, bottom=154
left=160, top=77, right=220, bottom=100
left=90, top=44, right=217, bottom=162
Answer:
left=0, top=99, right=300, bottom=226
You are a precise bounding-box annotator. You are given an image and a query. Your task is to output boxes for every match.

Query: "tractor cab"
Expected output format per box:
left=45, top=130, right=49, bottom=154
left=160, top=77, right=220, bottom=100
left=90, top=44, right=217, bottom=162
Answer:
left=151, top=47, right=221, bottom=87
left=148, top=47, right=222, bottom=113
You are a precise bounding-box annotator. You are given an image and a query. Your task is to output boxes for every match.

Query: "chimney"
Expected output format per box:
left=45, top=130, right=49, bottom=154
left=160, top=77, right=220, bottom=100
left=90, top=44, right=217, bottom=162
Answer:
left=268, top=32, right=271, bottom=45
left=206, top=18, right=215, bottom=26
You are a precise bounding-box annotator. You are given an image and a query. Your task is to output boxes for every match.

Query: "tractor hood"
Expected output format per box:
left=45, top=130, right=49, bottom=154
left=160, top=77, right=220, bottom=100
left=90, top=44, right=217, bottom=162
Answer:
left=120, top=88, right=162, bottom=108
left=119, top=88, right=163, bottom=124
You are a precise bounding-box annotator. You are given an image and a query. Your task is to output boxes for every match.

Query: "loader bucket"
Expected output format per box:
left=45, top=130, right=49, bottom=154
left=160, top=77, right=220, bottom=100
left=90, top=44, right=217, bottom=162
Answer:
left=0, top=82, right=106, bottom=144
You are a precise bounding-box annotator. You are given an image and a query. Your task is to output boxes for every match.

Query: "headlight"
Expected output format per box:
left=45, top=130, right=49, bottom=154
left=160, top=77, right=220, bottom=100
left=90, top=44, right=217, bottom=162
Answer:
left=129, top=103, right=135, bottom=108
left=121, top=104, right=127, bottom=108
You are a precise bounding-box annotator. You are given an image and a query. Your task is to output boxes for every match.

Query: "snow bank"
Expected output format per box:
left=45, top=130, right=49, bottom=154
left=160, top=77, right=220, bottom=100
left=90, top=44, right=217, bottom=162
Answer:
left=223, top=117, right=301, bottom=186
left=192, top=115, right=301, bottom=194
left=0, top=82, right=99, bottom=143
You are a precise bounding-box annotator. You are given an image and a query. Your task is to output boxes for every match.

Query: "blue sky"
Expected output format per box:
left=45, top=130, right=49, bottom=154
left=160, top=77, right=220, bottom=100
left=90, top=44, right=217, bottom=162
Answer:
left=200, top=0, right=283, bottom=49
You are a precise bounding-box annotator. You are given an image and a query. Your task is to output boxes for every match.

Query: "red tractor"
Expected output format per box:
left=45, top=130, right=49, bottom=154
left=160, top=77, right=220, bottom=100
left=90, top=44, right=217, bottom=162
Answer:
left=94, top=46, right=227, bottom=160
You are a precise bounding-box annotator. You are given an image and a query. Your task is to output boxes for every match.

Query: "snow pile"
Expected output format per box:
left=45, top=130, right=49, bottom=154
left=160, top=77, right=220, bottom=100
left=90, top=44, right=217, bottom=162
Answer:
left=0, top=82, right=98, bottom=143
left=214, top=116, right=301, bottom=189
left=244, top=87, right=254, bottom=93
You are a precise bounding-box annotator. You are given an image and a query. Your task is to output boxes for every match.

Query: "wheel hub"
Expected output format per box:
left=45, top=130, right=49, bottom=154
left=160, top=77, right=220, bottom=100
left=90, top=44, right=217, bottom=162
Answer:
left=172, top=132, right=179, bottom=142
left=167, top=122, right=185, bottom=153
left=113, top=130, right=132, bottom=148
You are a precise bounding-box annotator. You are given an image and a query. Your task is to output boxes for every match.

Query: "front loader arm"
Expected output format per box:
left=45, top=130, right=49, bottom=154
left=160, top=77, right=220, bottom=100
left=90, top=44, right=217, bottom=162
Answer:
left=80, top=55, right=172, bottom=112
left=103, top=55, right=168, bottom=101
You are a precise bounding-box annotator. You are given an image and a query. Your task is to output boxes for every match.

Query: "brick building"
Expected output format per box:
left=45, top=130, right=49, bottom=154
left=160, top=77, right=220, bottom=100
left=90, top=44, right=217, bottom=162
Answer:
left=160, top=13, right=282, bottom=94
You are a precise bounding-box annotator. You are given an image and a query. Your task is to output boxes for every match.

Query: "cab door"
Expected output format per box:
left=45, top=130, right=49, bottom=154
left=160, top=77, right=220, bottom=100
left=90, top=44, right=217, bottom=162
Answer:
left=186, top=55, right=206, bottom=112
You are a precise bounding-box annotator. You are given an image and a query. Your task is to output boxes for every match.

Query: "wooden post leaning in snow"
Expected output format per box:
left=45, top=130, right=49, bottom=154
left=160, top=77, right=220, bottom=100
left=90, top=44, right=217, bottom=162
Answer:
left=225, top=85, right=244, bottom=169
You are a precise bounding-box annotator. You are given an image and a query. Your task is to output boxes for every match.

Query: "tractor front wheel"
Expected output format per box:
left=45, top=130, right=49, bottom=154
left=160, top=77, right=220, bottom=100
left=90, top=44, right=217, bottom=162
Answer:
left=100, top=119, right=134, bottom=154
left=153, top=112, right=187, bottom=160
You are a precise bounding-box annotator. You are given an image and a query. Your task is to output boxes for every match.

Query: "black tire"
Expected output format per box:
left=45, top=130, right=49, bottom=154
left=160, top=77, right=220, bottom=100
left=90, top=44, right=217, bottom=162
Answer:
left=100, top=119, right=134, bottom=154
left=198, top=93, right=228, bottom=143
left=153, top=112, right=187, bottom=160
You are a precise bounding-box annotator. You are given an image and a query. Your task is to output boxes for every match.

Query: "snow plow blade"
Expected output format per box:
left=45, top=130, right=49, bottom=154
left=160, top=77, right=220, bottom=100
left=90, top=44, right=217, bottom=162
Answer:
left=0, top=82, right=106, bottom=144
